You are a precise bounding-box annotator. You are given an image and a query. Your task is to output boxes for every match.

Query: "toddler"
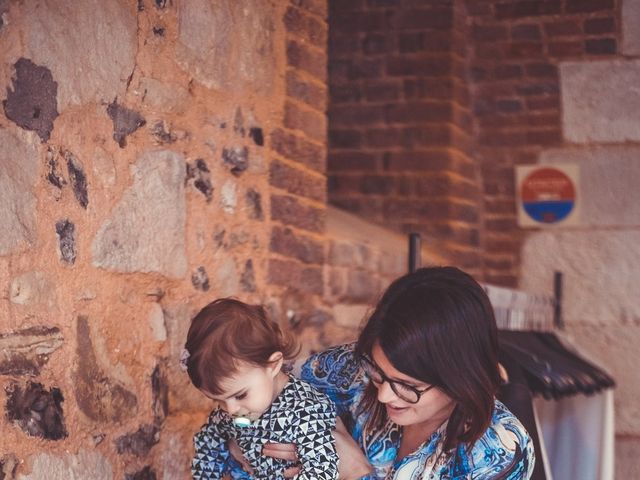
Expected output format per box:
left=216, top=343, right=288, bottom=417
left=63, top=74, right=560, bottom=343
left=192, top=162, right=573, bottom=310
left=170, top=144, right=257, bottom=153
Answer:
left=182, top=298, right=338, bottom=479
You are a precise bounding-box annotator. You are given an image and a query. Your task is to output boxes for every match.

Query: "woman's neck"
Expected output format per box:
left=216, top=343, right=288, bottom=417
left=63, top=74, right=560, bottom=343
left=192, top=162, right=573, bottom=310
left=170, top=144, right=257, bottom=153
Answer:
left=398, top=402, right=455, bottom=460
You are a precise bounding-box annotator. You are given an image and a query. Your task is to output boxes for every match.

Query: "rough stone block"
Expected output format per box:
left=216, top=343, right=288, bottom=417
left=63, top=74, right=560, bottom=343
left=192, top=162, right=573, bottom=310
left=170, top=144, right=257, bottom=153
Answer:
left=623, top=0, right=640, bottom=55
left=92, top=150, right=187, bottom=278
left=561, top=60, right=640, bottom=143
left=23, top=0, right=136, bottom=111
left=564, top=324, right=640, bottom=435
left=540, top=146, right=640, bottom=227
left=6, top=381, right=67, bottom=440
left=3, top=58, right=58, bottom=141
left=136, top=77, right=189, bottom=114
left=521, top=230, right=640, bottom=327
left=0, top=326, right=63, bottom=376
left=73, top=316, right=137, bottom=422
left=0, top=129, right=38, bottom=255
left=616, top=436, right=640, bottom=479
left=17, top=451, right=112, bottom=480
left=177, top=0, right=275, bottom=95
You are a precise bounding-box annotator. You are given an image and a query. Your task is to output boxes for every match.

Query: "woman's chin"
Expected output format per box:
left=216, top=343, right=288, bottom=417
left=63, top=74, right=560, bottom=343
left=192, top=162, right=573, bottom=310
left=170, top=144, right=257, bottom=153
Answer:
left=385, top=404, right=411, bottom=422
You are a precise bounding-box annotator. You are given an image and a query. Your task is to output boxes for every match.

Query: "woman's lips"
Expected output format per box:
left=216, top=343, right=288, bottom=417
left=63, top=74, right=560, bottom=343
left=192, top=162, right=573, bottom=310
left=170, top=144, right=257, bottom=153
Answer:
left=385, top=404, right=409, bottom=415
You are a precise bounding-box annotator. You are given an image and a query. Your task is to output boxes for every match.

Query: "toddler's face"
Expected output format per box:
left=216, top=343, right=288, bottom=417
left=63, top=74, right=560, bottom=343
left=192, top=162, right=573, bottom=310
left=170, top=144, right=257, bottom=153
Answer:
left=202, top=360, right=280, bottom=420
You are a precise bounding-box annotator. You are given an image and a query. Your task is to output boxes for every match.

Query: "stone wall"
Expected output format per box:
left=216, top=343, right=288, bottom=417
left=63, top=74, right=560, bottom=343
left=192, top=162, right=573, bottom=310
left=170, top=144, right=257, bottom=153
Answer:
left=0, top=0, right=333, bottom=478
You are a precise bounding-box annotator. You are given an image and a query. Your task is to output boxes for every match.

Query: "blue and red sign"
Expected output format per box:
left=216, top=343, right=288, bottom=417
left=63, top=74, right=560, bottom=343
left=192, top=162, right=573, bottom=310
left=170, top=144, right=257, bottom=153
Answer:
left=521, top=167, right=576, bottom=224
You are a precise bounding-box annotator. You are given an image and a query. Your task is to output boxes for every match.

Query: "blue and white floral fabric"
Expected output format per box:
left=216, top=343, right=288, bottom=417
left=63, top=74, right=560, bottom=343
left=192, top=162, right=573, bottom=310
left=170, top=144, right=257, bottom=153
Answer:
left=301, top=343, right=535, bottom=480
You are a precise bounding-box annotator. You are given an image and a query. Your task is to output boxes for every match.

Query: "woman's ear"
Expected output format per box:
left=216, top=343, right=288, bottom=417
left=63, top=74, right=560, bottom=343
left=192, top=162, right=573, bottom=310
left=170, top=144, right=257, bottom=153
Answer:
left=267, top=351, right=284, bottom=377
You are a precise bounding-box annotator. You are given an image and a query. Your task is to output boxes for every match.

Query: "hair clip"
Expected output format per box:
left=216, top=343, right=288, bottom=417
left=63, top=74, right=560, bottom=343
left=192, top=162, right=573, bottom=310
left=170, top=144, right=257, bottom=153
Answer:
left=179, top=348, right=190, bottom=372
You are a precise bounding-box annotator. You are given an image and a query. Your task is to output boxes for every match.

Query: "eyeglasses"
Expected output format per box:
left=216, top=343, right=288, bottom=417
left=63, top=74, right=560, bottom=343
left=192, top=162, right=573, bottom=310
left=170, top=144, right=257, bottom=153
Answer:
left=359, top=354, right=436, bottom=404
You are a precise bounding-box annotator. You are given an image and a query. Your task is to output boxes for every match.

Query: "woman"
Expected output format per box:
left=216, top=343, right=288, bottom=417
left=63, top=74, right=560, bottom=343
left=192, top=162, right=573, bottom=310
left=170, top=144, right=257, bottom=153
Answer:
left=267, top=266, right=534, bottom=479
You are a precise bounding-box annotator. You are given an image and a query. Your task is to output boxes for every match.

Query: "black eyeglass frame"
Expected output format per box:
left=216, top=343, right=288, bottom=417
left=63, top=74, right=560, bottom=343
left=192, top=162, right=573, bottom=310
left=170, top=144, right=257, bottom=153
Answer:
left=359, top=354, right=436, bottom=404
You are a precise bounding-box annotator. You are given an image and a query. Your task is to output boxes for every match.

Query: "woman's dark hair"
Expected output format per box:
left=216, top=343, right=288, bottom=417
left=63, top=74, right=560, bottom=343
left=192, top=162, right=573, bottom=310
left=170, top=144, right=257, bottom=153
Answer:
left=355, top=266, right=500, bottom=452
left=184, top=298, right=299, bottom=395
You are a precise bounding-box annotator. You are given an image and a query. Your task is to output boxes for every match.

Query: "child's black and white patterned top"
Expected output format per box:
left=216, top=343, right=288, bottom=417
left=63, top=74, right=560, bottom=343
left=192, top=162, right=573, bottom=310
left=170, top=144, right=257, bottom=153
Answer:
left=192, top=375, right=338, bottom=480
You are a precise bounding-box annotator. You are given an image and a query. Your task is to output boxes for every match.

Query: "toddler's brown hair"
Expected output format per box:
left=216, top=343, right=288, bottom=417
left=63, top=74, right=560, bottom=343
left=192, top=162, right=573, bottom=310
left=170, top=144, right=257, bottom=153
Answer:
left=184, top=298, right=299, bottom=395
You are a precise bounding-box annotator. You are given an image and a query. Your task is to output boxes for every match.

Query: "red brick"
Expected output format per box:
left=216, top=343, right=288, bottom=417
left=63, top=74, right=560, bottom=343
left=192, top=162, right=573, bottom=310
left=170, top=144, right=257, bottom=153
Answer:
left=364, top=128, right=403, bottom=148
left=268, top=258, right=323, bottom=294
left=269, top=159, right=326, bottom=202
left=548, top=41, right=583, bottom=57
left=329, top=105, right=386, bottom=126
left=328, top=151, right=378, bottom=171
left=584, top=17, right=615, bottom=35
left=508, top=42, right=544, bottom=58
left=284, top=100, right=327, bottom=143
left=329, top=0, right=364, bottom=13
left=526, top=128, right=562, bottom=146
left=287, top=71, right=326, bottom=111
left=495, top=99, right=523, bottom=113
left=525, top=96, right=559, bottom=111
left=329, top=129, right=363, bottom=149
left=472, top=24, right=509, bottom=42
left=478, top=130, right=528, bottom=147
left=495, top=1, right=562, bottom=20
left=565, top=0, right=614, bottom=14
left=485, top=198, right=517, bottom=215
left=330, top=196, right=384, bottom=222
left=403, top=78, right=454, bottom=100
left=543, top=20, right=582, bottom=37
left=511, top=24, right=541, bottom=41
left=287, top=40, right=326, bottom=82
left=348, top=58, right=384, bottom=80
left=362, top=80, right=401, bottom=102
left=333, top=11, right=388, bottom=32
left=525, top=62, right=557, bottom=78
left=485, top=217, right=518, bottom=231
left=359, top=175, right=394, bottom=195
left=403, top=125, right=451, bottom=147
left=327, top=174, right=360, bottom=195
left=385, top=101, right=452, bottom=124
left=515, top=82, right=558, bottom=96
left=330, top=34, right=360, bottom=56
left=382, top=149, right=454, bottom=172
left=475, top=43, right=506, bottom=59
left=362, top=34, right=392, bottom=54
left=387, top=55, right=451, bottom=77
left=393, top=7, right=454, bottom=30
left=495, top=64, right=523, bottom=80
left=270, top=226, right=325, bottom=264
left=270, top=194, right=325, bottom=233
left=270, top=128, right=326, bottom=172
left=330, top=84, right=362, bottom=104
left=284, top=6, right=327, bottom=48
left=585, top=38, right=616, bottom=55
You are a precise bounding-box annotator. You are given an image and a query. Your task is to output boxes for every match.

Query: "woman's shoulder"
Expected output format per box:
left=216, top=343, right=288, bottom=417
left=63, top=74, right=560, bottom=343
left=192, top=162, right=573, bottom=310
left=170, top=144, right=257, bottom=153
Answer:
left=461, top=399, right=535, bottom=479
left=300, top=342, right=359, bottom=384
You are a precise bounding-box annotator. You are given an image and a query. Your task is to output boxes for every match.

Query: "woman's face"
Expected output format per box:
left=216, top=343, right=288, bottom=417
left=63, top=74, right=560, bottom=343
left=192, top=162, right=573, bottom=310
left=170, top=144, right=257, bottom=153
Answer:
left=371, top=342, right=455, bottom=428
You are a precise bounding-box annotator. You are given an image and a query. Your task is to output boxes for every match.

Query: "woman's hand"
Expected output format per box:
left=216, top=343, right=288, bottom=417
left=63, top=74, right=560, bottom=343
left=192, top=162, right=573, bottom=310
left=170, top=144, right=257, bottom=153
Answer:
left=261, top=417, right=373, bottom=480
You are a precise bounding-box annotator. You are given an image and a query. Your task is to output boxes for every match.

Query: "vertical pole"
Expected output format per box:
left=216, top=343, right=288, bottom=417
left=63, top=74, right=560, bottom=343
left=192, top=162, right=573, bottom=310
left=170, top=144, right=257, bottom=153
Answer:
left=554, top=271, right=564, bottom=329
left=408, top=233, right=421, bottom=273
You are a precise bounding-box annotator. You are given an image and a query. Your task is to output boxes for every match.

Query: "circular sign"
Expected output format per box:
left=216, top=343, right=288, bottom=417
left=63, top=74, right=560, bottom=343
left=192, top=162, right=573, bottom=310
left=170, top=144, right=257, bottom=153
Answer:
left=521, top=167, right=576, bottom=223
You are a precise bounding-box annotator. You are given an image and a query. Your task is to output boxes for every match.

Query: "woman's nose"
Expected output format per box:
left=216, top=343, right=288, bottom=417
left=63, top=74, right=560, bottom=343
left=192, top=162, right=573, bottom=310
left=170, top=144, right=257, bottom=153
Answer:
left=376, top=380, right=398, bottom=403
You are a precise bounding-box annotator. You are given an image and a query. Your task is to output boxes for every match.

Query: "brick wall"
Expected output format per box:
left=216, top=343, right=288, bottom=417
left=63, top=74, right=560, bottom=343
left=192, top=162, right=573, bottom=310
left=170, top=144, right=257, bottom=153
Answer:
left=469, top=0, right=620, bottom=285
left=327, top=0, right=621, bottom=286
left=327, top=0, right=484, bottom=277
left=268, top=0, right=329, bottom=305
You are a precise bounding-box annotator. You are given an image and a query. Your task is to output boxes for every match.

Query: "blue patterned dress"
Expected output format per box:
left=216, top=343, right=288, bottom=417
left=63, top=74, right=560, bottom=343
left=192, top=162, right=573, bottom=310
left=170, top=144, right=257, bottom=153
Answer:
left=300, top=343, right=535, bottom=480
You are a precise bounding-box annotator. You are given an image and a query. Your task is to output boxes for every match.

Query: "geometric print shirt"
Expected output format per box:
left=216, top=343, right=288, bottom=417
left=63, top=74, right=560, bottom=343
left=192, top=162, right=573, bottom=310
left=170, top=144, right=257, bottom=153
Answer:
left=300, top=343, right=535, bottom=480
left=192, top=375, right=338, bottom=480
